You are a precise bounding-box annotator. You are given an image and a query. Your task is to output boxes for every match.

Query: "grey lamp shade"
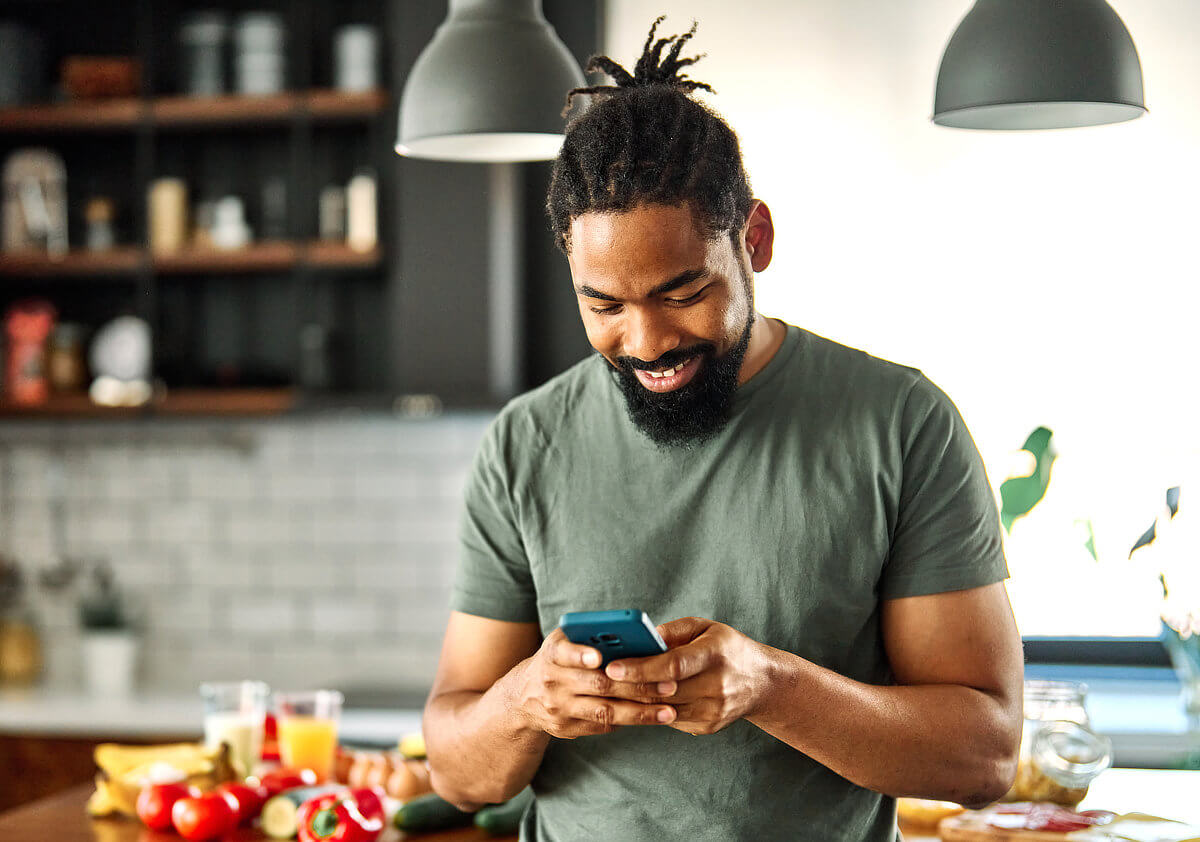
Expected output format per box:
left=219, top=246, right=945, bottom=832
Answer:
left=396, top=0, right=585, bottom=162
left=933, top=0, right=1146, bottom=130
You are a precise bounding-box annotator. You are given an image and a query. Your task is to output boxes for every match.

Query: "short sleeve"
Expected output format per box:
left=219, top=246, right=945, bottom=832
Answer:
left=880, top=375, right=1009, bottom=599
left=449, top=416, right=540, bottom=622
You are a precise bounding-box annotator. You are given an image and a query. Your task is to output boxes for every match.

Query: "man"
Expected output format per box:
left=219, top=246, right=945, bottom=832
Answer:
left=422, top=18, right=1023, bottom=842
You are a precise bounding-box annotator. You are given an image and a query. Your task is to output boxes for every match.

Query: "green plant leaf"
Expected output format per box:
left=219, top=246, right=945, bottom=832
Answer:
left=999, top=426, right=1056, bottom=534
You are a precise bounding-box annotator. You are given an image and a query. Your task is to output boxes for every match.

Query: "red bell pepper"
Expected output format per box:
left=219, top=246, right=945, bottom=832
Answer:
left=343, top=787, right=386, bottom=825
left=296, top=792, right=383, bottom=842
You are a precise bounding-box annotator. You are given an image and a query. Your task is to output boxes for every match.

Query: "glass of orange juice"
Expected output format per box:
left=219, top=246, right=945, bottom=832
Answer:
left=274, top=689, right=343, bottom=782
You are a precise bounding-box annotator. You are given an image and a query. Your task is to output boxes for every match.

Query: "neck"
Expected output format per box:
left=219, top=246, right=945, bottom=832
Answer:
left=737, top=312, right=784, bottom=385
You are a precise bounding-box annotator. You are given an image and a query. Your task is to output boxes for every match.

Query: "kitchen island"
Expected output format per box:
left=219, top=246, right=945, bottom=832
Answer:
left=3, top=769, right=1199, bottom=842
left=0, top=783, right=516, bottom=841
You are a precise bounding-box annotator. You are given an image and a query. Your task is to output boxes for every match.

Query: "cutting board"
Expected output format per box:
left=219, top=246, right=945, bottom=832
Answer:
left=938, top=812, right=1200, bottom=842
left=938, top=813, right=1085, bottom=841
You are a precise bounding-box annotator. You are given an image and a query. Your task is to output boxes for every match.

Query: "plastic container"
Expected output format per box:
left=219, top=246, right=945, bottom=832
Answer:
left=334, top=25, right=379, bottom=92
left=234, top=13, right=286, bottom=95
left=179, top=11, right=228, bottom=96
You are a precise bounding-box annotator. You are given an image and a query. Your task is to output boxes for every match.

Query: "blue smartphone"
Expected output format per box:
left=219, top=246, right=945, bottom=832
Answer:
left=559, top=609, right=668, bottom=667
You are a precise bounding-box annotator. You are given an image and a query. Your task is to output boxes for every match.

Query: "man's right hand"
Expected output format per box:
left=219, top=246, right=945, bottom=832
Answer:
left=512, top=628, right=678, bottom=738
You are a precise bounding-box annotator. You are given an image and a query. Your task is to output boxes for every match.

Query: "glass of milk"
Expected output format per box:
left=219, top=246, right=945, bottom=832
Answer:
left=199, top=680, right=270, bottom=778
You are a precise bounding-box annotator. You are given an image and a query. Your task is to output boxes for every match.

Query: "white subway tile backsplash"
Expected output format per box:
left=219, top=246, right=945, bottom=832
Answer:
left=142, top=501, right=215, bottom=545
left=86, top=505, right=141, bottom=547
left=309, top=597, right=383, bottom=639
left=1, top=414, right=491, bottom=692
left=140, top=592, right=214, bottom=634
left=228, top=594, right=299, bottom=635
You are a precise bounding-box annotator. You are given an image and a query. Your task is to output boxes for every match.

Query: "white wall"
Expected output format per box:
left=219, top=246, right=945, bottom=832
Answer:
left=604, top=1, right=1200, bottom=635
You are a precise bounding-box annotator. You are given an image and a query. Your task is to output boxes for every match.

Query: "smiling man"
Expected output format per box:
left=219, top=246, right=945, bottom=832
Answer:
left=422, top=18, right=1023, bottom=842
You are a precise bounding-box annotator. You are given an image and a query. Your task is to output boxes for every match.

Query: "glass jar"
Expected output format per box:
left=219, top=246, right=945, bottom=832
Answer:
left=48, top=322, right=87, bottom=392
left=1004, top=680, right=1113, bottom=806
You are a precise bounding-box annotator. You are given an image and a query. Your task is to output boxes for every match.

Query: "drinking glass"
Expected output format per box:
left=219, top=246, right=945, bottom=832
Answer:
left=199, top=680, right=269, bottom=778
left=274, top=689, right=343, bottom=782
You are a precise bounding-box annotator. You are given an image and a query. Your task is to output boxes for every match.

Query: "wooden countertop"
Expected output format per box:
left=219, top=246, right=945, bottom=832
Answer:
left=0, top=784, right=517, bottom=842
left=5, top=769, right=1199, bottom=841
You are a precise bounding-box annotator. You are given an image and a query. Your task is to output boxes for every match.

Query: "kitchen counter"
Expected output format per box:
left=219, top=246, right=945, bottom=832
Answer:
left=0, top=783, right=515, bottom=841
left=5, top=673, right=1197, bottom=765
left=0, top=687, right=422, bottom=745
left=2, top=770, right=1199, bottom=842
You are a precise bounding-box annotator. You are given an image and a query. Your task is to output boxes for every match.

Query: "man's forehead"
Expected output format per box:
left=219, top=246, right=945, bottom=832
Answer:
left=568, top=203, right=711, bottom=277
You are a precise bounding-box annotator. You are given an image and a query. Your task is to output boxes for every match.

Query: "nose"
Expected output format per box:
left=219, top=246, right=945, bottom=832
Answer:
left=622, top=306, right=681, bottom=365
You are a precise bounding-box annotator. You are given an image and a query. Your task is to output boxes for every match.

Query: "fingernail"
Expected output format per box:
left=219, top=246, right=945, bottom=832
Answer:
left=606, top=664, right=625, bottom=679
left=656, top=681, right=676, bottom=696
left=584, top=651, right=600, bottom=668
left=656, top=707, right=674, bottom=723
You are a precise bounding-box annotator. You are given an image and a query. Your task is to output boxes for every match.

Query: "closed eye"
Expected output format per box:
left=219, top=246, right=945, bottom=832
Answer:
left=662, top=285, right=705, bottom=309
left=666, top=290, right=705, bottom=306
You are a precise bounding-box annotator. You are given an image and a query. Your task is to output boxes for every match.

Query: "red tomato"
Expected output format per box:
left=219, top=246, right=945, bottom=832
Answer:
left=256, top=767, right=318, bottom=798
left=136, top=782, right=193, bottom=830
left=215, top=781, right=265, bottom=825
left=171, top=792, right=238, bottom=840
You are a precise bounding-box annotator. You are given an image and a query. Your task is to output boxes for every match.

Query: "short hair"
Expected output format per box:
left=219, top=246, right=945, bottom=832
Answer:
left=546, top=17, right=753, bottom=254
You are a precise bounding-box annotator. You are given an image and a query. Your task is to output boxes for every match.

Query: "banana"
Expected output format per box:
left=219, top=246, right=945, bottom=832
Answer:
left=87, top=741, right=237, bottom=817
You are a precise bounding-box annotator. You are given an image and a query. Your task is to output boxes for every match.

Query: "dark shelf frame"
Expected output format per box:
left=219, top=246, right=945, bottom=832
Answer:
left=0, top=0, right=397, bottom=401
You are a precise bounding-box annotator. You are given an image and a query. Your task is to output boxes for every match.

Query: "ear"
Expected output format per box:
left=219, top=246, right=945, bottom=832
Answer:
left=742, top=199, right=774, bottom=273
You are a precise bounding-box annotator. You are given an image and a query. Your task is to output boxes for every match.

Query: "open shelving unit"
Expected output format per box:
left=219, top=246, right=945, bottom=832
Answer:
left=0, top=0, right=397, bottom=417
left=0, top=242, right=381, bottom=278
left=0, top=89, right=388, bottom=133
left=0, top=387, right=297, bottom=418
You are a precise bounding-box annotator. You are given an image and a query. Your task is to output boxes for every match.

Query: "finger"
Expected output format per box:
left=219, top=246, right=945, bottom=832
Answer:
left=569, top=669, right=678, bottom=702
left=655, top=616, right=713, bottom=648
left=668, top=699, right=719, bottom=725
left=605, top=643, right=712, bottom=684
left=547, top=630, right=602, bottom=669
left=562, top=696, right=677, bottom=727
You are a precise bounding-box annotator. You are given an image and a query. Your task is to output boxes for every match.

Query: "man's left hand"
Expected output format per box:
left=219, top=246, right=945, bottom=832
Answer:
left=605, top=616, right=774, bottom=736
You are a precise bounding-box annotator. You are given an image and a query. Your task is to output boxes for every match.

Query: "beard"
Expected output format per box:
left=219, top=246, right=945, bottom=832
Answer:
left=607, top=310, right=755, bottom=449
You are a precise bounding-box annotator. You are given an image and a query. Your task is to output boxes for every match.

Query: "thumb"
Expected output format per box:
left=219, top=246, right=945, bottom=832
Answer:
left=656, top=616, right=713, bottom=649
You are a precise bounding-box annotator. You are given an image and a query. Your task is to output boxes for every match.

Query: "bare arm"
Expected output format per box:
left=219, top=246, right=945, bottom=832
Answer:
left=423, top=610, right=675, bottom=810
left=422, top=612, right=546, bottom=810
left=748, top=582, right=1024, bottom=806
left=608, top=583, right=1024, bottom=809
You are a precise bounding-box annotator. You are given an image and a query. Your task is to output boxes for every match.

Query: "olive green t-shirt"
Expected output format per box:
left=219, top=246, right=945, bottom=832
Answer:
left=450, top=322, right=1008, bottom=842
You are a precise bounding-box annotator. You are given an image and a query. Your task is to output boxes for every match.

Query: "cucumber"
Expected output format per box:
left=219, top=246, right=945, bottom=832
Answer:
left=474, top=787, right=534, bottom=835
left=260, top=785, right=345, bottom=839
left=392, top=792, right=475, bottom=831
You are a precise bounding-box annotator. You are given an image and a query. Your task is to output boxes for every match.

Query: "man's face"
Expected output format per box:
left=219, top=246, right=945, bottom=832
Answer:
left=566, top=202, right=755, bottom=448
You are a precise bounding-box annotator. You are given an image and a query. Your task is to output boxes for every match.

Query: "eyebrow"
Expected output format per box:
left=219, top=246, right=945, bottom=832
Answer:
left=575, top=268, right=709, bottom=303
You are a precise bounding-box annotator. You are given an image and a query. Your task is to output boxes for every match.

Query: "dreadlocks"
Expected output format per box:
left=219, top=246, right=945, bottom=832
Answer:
left=547, top=16, right=752, bottom=254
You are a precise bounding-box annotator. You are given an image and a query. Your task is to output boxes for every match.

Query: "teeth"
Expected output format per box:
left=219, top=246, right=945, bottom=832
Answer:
left=644, top=358, right=689, bottom=379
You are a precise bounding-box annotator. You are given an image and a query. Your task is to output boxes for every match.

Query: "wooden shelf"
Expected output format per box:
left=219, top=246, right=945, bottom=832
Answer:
left=0, top=242, right=382, bottom=278
left=0, top=89, right=388, bottom=133
left=0, top=98, right=144, bottom=132
left=0, top=247, right=144, bottom=277
left=0, top=388, right=297, bottom=418
left=153, top=241, right=299, bottom=274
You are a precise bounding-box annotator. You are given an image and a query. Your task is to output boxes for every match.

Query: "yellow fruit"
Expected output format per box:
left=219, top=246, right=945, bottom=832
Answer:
left=398, top=732, right=426, bottom=759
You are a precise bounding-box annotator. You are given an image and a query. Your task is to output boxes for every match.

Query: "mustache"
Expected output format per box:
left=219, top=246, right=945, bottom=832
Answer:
left=616, top=343, right=715, bottom=372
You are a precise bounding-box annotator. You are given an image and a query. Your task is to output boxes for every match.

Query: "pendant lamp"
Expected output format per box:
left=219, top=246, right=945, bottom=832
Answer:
left=933, top=0, right=1146, bottom=130
left=396, top=0, right=585, bottom=162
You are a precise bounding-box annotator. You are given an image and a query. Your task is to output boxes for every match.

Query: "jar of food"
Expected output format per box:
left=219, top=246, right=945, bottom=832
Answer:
left=48, top=322, right=87, bottom=392
left=4, top=298, right=56, bottom=405
left=1004, top=680, right=1113, bottom=806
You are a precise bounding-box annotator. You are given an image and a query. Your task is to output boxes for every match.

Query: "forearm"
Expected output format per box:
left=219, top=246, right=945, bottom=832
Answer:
left=424, top=659, right=550, bottom=810
left=746, top=647, right=1019, bottom=808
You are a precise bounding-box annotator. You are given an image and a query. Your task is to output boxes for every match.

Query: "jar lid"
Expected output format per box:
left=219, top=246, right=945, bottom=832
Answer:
left=1031, top=720, right=1113, bottom=789
left=1024, top=678, right=1088, bottom=703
